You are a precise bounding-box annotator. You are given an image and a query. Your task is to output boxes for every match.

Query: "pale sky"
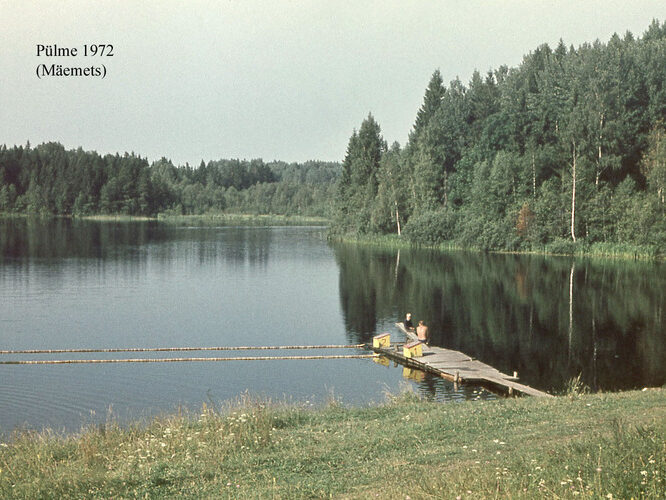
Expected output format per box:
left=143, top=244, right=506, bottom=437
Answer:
left=2, top=1, right=665, bottom=166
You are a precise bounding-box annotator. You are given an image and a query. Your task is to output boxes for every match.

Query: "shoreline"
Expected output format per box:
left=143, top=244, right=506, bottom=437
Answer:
left=1, top=213, right=661, bottom=260
left=328, top=232, right=665, bottom=262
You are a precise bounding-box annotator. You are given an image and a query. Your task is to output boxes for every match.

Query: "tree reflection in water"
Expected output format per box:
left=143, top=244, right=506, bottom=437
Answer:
left=334, top=242, right=665, bottom=394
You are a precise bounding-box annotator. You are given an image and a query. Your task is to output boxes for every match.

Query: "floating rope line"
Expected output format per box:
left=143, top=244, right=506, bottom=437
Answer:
left=0, top=354, right=379, bottom=365
left=0, top=344, right=367, bottom=355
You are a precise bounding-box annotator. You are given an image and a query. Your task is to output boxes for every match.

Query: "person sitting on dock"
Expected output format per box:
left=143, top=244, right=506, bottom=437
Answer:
left=404, top=312, right=414, bottom=331
left=416, top=320, right=430, bottom=345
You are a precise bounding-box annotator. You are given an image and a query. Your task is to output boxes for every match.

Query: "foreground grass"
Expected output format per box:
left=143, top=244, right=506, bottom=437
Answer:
left=1, top=390, right=664, bottom=499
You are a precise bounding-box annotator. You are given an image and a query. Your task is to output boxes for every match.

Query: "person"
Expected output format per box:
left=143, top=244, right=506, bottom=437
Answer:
left=416, top=320, right=430, bottom=345
left=404, top=312, right=414, bottom=331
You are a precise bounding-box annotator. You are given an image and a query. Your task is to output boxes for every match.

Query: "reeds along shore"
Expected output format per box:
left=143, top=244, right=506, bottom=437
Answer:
left=1, top=389, right=664, bottom=499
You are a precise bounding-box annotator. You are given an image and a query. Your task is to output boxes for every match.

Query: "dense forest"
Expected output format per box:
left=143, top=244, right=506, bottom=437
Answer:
left=0, top=144, right=338, bottom=218
left=334, top=21, right=666, bottom=253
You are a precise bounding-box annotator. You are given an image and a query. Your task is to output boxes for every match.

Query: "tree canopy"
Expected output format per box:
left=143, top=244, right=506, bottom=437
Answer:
left=332, top=22, right=666, bottom=253
left=0, top=143, right=339, bottom=217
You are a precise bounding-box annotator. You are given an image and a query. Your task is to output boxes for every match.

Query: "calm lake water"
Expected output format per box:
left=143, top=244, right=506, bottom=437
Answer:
left=1, top=219, right=664, bottom=434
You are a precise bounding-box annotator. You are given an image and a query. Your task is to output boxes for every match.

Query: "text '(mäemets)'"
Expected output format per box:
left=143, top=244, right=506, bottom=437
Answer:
left=35, top=43, right=114, bottom=79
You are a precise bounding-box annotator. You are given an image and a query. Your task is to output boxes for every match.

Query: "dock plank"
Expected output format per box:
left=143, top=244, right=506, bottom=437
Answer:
left=369, top=323, right=553, bottom=398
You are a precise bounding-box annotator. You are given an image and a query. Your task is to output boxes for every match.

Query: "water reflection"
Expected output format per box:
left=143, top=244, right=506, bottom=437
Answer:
left=0, top=218, right=274, bottom=277
left=333, top=242, right=665, bottom=394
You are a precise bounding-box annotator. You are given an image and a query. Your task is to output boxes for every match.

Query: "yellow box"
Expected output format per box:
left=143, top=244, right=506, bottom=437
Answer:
left=403, top=341, right=423, bottom=358
left=373, top=333, right=391, bottom=348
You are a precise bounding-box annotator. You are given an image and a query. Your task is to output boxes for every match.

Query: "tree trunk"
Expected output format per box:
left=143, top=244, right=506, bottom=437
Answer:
left=571, top=139, right=577, bottom=243
left=394, top=201, right=401, bottom=236
left=443, top=170, right=448, bottom=207
left=595, top=112, right=604, bottom=187
left=532, top=153, right=536, bottom=199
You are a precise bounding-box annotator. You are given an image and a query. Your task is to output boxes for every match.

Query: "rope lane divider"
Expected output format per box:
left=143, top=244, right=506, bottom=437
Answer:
left=0, top=344, right=368, bottom=355
left=0, top=354, right=379, bottom=365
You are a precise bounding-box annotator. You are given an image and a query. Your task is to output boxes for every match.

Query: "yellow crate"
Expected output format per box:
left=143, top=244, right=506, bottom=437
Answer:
left=403, top=341, right=423, bottom=358
left=372, top=333, right=391, bottom=348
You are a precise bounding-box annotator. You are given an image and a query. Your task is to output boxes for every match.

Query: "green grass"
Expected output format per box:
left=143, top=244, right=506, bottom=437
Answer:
left=330, top=232, right=664, bottom=261
left=157, top=213, right=329, bottom=226
left=77, top=214, right=157, bottom=222
left=1, top=389, right=664, bottom=499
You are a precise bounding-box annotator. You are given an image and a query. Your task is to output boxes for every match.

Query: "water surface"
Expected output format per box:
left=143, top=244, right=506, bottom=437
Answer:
left=0, top=219, right=663, bottom=434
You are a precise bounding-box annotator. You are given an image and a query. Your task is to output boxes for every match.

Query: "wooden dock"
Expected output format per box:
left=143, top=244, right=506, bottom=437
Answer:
left=370, top=323, right=553, bottom=398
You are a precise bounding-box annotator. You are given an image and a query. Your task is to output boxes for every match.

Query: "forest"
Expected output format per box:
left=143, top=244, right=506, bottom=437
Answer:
left=0, top=144, right=338, bottom=218
left=1, top=21, right=665, bottom=254
left=334, top=21, right=666, bottom=254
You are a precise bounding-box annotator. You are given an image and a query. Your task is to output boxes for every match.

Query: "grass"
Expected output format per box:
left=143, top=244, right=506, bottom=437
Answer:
left=0, top=212, right=329, bottom=226
left=156, top=213, right=329, bottom=226
left=77, top=215, right=157, bottom=222
left=329, top=232, right=664, bottom=261
left=1, top=389, right=664, bottom=499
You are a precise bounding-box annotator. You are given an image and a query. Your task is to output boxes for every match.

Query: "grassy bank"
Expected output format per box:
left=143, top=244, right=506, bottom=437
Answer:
left=329, top=233, right=664, bottom=261
left=1, top=389, right=664, bottom=499
left=0, top=212, right=329, bottom=226
left=156, top=213, right=329, bottom=226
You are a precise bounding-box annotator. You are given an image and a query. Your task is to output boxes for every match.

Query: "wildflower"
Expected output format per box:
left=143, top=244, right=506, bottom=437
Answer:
left=641, top=470, right=648, bottom=476
left=462, top=445, right=468, bottom=449
left=596, top=467, right=602, bottom=472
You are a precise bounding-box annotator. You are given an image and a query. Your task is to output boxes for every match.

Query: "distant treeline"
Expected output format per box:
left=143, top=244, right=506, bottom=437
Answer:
left=333, top=21, right=666, bottom=253
left=0, top=143, right=339, bottom=217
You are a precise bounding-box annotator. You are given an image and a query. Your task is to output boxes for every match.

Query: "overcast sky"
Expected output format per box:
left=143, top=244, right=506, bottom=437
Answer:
left=2, top=1, right=665, bottom=166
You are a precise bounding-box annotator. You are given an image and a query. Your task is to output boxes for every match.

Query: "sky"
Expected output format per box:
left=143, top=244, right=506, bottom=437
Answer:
left=2, top=1, right=665, bottom=166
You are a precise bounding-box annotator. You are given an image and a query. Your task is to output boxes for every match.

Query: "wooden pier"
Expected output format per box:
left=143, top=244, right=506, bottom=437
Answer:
left=370, top=323, right=553, bottom=398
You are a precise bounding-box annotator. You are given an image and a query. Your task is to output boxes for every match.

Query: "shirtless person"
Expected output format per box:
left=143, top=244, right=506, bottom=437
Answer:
left=416, top=320, right=430, bottom=345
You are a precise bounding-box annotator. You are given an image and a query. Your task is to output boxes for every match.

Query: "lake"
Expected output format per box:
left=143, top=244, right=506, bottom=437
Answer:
left=0, top=218, right=664, bottom=434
